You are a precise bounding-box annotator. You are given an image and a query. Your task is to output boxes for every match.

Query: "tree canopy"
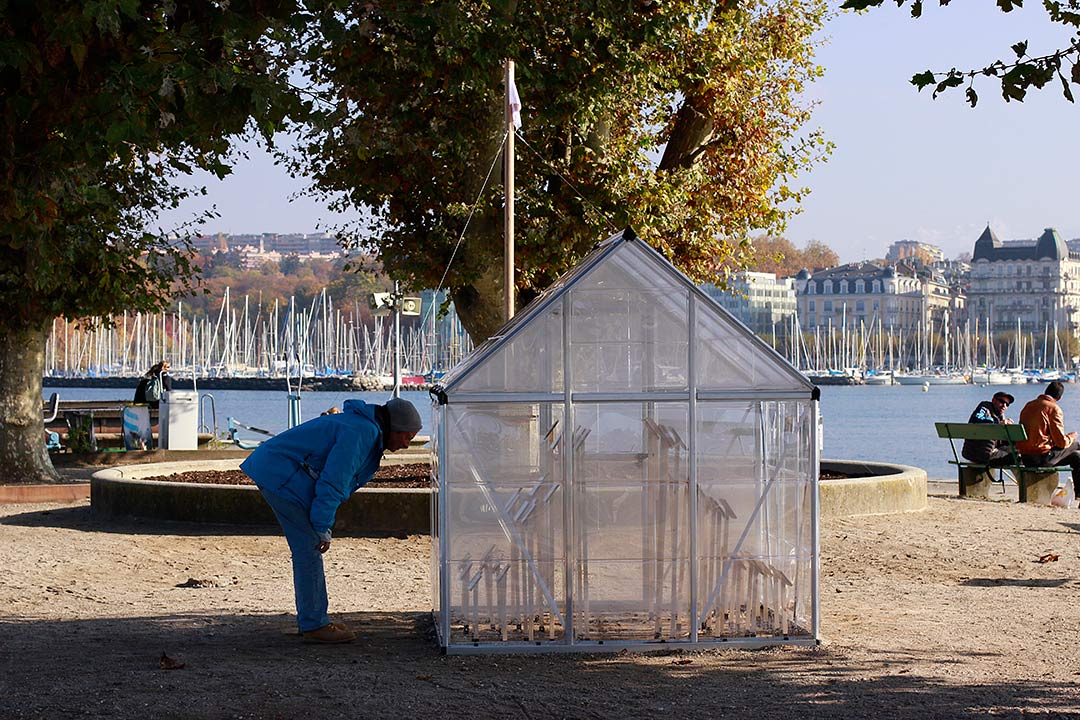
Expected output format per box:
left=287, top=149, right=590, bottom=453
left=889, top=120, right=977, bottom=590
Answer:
left=0, top=0, right=301, bottom=482
left=841, top=0, right=1080, bottom=105
left=0, top=0, right=301, bottom=334
left=293, top=0, right=831, bottom=341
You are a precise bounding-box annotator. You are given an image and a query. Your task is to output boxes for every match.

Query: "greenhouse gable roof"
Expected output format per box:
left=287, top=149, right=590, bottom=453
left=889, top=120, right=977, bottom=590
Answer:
left=436, top=228, right=815, bottom=398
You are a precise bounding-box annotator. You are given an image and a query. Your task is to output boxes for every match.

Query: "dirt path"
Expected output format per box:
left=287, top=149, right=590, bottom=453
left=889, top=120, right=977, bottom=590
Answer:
left=2, top=496, right=1080, bottom=719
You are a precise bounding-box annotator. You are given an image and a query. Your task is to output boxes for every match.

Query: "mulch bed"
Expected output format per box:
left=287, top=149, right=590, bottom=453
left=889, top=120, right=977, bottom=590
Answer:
left=144, top=464, right=849, bottom=487
left=143, top=463, right=431, bottom=488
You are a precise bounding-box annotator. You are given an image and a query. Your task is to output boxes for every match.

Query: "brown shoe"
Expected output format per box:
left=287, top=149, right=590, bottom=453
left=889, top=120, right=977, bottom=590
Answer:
left=302, top=623, right=357, bottom=644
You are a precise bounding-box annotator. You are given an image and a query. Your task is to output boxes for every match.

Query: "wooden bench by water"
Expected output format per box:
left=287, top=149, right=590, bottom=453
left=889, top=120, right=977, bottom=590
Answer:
left=935, top=422, right=1071, bottom=504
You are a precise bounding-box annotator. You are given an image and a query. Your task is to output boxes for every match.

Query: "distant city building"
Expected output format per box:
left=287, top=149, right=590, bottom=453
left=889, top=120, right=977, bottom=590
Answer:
left=270, top=233, right=340, bottom=255
left=699, top=271, right=798, bottom=336
left=886, top=239, right=945, bottom=266
left=967, top=225, right=1080, bottom=333
left=236, top=248, right=283, bottom=270
left=191, top=232, right=341, bottom=257
left=190, top=233, right=228, bottom=253
left=792, top=261, right=964, bottom=333
left=186, top=231, right=345, bottom=269
left=930, top=257, right=971, bottom=289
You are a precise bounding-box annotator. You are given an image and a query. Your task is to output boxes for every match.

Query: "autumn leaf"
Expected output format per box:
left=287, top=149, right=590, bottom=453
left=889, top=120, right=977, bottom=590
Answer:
left=159, top=652, right=186, bottom=670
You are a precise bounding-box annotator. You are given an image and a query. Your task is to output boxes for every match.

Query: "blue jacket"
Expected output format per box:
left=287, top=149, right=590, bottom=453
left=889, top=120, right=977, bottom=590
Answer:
left=240, top=399, right=383, bottom=534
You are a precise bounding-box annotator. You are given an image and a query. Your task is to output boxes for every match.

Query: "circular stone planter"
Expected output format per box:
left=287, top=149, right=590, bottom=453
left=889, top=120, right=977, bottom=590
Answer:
left=819, top=459, right=927, bottom=518
left=91, top=456, right=927, bottom=533
left=91, top=458, right=430, bottom=536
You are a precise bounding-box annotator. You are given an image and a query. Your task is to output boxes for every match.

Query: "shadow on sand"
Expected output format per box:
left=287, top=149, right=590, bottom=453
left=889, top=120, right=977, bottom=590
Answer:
left=2, top=610, right=1079, bottom=719
left=0, top=503, right=278, bottom=537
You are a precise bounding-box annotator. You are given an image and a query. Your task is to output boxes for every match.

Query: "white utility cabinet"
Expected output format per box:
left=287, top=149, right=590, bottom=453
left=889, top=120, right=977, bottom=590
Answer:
left=160, top=390, right=198, bottom=450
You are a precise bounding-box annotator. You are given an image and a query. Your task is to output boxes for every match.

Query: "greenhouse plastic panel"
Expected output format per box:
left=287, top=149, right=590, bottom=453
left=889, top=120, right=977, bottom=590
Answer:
left=570, top=402, right=691, bottom=641
left=453, top=304, right=565, bottom=394
left=695, top=400, right=815, bottom=638
left=434, top=399, right=816, bottom=651
left=439, top=403, right=568, bottom=645
left=569, top=248, right=689, bottom=394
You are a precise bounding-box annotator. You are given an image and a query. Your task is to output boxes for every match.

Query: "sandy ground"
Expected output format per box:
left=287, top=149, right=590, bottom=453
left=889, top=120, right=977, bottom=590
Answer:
left=3, top=486, right=1080, bottom=719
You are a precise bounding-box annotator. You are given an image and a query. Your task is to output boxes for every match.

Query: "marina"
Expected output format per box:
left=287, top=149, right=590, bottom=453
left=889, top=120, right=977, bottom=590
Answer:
left=42, top=291, right=474, bottom=384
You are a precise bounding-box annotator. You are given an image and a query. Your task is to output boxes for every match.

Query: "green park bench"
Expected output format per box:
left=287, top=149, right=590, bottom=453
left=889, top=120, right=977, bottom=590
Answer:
left=935, top=422, right=1071, bottom=504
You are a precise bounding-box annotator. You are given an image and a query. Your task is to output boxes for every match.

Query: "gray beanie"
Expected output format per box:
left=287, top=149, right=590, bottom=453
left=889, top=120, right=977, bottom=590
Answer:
left=384, top=397, right=422, bottom=433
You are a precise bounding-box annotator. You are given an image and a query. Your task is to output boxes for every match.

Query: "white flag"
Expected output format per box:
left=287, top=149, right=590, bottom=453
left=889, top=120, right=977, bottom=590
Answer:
left=508, top=73, right=522, bottom=129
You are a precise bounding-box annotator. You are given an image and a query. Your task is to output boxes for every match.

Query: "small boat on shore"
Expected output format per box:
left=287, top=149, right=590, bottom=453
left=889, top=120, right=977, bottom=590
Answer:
left=894, top=371, right=968, bottom=386
left=971, top=368, right=1014, bottom=385
left=804, top=369, right=863, bottom=385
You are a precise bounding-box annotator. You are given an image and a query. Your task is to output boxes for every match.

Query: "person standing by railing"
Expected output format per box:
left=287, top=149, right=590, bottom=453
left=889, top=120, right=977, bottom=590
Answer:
left=133, top=360, right=172, bottom=409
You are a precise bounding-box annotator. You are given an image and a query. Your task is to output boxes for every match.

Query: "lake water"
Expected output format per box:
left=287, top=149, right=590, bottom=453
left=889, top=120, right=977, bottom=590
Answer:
left=45, top=383, right=1076, bottom=480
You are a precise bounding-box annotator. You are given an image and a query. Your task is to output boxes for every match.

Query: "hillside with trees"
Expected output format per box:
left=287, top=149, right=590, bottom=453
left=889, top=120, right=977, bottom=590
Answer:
left=182, top=253, right=391, bottom=327
left=749, top=236, right=839, bottom=277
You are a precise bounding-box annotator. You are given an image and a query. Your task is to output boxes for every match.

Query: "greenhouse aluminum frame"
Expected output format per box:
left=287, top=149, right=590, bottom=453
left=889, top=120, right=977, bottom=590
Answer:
left=429, top=228, right=820, bottom=654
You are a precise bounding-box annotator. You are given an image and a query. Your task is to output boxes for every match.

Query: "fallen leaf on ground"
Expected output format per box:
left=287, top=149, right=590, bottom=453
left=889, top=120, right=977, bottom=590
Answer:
left=159, top=652, right=185, bottom=670
left=1037, top=554, right=1059, bottom=564
left=671, top=658, right=693, bottom=665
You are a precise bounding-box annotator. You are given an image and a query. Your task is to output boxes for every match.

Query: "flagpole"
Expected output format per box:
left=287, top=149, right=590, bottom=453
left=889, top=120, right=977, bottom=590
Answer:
left=504, top=58, right=516, bottom=322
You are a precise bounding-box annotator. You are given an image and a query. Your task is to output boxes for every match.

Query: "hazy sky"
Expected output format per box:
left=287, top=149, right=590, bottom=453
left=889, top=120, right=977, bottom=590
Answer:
left=161, top=6, right=1079, bottom=265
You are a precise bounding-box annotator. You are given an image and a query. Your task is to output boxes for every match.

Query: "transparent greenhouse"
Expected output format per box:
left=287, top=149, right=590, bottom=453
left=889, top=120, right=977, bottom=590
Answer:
left=429, top=229, right=820, bottom=653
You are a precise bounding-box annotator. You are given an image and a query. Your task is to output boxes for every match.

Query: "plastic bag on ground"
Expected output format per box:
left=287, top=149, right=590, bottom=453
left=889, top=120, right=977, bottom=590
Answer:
left=1051, top=484, right=1073, bottom=508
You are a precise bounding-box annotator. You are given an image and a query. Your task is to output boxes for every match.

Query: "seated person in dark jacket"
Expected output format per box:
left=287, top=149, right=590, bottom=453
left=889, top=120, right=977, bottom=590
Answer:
left=961, top=390, right=1014, bottom=466
left=133, top=360, right=173, bottom=409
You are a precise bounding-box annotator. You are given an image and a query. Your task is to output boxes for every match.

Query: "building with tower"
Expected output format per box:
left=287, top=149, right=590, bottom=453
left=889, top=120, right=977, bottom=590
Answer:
left=966, top=225, right=1080, bottom=333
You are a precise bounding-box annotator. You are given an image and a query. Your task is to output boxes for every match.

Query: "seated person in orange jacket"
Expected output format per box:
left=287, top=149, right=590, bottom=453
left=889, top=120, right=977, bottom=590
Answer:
left=1017, top=381, right=1080, bottom=499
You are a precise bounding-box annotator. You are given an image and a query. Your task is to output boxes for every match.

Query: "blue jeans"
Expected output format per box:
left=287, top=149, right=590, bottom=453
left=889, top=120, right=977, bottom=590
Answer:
left=259, top=488, right=329, bottom=632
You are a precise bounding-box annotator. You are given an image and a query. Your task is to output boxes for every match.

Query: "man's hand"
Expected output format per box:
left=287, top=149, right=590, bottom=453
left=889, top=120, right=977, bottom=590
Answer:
left=315, top=529, right=332, bottom=554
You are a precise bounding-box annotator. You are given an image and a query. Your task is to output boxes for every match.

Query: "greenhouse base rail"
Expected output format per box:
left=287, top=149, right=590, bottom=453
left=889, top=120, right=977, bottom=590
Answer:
left=436, top=626, right=820, bottom=655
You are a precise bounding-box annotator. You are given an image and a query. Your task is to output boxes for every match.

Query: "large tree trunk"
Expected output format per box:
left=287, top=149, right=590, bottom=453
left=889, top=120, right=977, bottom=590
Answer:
left=658, top=100, right=714, bottom=172
left=446, top=210, right=515, bottom=343
left=451, top=261, right=509, bottom=344
left=0, top=322, right=60, bottom=484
